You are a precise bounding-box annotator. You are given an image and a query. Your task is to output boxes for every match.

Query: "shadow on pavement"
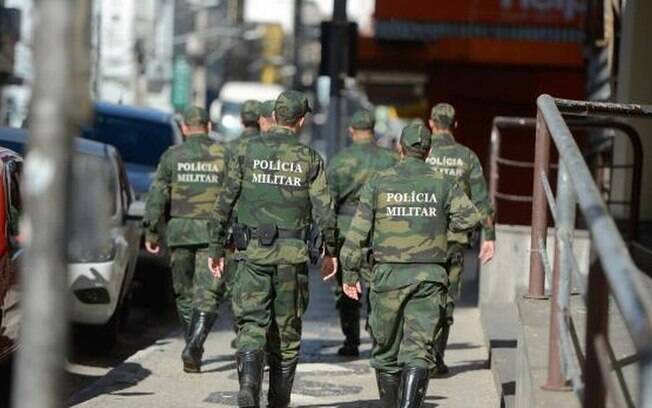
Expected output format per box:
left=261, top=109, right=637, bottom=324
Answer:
left=67, top=362, right=151, bottom=407
left=297, top=394, right=444, bottom=407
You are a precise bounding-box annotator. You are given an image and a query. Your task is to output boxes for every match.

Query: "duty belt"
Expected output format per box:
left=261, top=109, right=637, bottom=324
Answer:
left=248, top=227, right=307, bottom=240
left=337, top=203, right=358, bottom=216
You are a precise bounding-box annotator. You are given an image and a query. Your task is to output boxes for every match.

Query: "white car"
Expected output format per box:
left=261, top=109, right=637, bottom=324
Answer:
left=209, top=81, right=285, bottom=142
left=66, top=138, right=141, bottom=349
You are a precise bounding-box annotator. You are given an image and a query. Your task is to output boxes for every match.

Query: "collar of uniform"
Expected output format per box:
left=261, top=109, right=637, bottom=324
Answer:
left=185, top=132, right=210, bottom=141
left=398, top=155, right=428, bottom=169
left=431, top=130, right=455, bottom=146
left=241, top=127, right=259, bottom=139
left=268, top=126, right=297, bottom=138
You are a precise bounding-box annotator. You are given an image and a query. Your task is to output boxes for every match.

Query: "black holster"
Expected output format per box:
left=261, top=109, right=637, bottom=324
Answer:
left=232, top=223, right=250, bottom=250
left=307, top=223, right=323, bottom=265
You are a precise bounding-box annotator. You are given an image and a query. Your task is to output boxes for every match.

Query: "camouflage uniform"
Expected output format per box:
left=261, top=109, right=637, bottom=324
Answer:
left=143, top=107, right=229, bottom=373
left=223, top=100, right=262, bottom=334
left=209, top=91, right=337, bottom=408
left=341, top=124, right=481, bottom=407
left=426, top=103, right=495, bottom=371
left=326, top=109, right=397, bottom=356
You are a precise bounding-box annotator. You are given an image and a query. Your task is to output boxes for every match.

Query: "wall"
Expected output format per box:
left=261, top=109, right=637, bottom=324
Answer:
left=616, top=0, right=652, bottom=221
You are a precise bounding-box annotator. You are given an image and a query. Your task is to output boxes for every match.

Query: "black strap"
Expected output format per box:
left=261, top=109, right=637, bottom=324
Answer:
left=249, top=227, right=307, bottom=240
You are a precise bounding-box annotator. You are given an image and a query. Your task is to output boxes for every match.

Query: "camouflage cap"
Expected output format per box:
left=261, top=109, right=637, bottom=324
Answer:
left=430, top=103, right=455, bottom=127
left=260, top=100, right=275, bottom=118
left=241, top=100, right=262, bottom=124
left=400, top=123, right=432, bottom=153
left=274, top=90, right=312, bottom=123
left=183, top=106, right=209, bottom=127
left=349, top=110, right=375, bottom=130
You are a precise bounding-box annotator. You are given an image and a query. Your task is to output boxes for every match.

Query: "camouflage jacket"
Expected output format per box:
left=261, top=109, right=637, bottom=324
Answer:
left=228, top=127, right=259, bottom=161
left=143, top=133, right=228, bottom=247
left=426, top=130, right=495, bottom=241
left=209, top=126, right=337, bottom=264
left=326, top=139, right=397, bottom=239
left=340, top=157, right=482, bottom=288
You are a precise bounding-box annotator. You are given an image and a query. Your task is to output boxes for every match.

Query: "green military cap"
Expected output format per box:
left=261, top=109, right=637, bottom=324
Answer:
left=260, top=100, right=275, bottom=118
left=349, top=109, right=375, bottom=130
left=400, top=123, right=432, bottom=153
left=241, top=99, right=262, bottom=123
left=430, top=103, right=456, bottom=127
left=274, top=90, right=312, bottom=123
left=183, top=106, right=209, bottom=127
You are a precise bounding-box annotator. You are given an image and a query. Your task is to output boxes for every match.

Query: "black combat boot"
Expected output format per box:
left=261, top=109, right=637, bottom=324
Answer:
left=267, top=354, right=299, bottom=408
left=398, top=367, right=429, bottom=408
left=375, top=370, right=401, bottom=408
left=181, top=310, right=217, bottom=373
left=237, top=349, right=265, bottom=408
left=337, top=305, right=360, bottom=357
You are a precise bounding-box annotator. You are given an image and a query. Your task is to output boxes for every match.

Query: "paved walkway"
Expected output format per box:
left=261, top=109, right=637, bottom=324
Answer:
left=69, top=260, right=499, bottom=408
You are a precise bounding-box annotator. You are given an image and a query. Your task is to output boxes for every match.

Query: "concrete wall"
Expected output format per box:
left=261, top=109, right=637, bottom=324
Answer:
left=616, top=0, right=652, bottom=221
left=479, top=224, right=591, bottom=304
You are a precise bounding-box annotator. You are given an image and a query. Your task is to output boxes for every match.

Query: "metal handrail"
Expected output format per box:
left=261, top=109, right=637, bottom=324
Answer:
left=489, top=116, right=643, bottom=242
left=530, top=95, right=652, bottom=408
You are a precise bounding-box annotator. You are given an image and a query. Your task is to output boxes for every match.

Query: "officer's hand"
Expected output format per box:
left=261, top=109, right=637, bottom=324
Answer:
left=321, top=256, right=338, bottom=281
left=208, top=257, right=225, bottom=279
left=145, top=241, right=160, bottom=255
left=343, top=282, right=362, bottom=300
left=479, top=240, right=495, bottom=264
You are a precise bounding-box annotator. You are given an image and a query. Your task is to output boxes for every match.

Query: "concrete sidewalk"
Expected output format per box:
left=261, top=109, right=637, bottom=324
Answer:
left=70, top=264, right=499, bottom=408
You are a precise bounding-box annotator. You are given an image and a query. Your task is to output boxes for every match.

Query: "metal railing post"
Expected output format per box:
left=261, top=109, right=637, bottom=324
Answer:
left=528, top=109, right=551, bottom=298
left=544, top=160, right=575, bottom=390
left=10, top=1, right=92, bottom=407
left=583, top=262, right=609, bottom=408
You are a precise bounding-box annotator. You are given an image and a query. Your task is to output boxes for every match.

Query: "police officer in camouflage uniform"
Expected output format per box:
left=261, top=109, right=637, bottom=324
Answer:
left=341, top=124, right=482, bottom=408
left=326, top=109, right=397, bottom=357
left=258, top=100, right=276, bottom=133
left=426, top=103, right=496, bottom=375
left=208, top=90, right=338, bottom=408
left=238, top=100, right=262, bottom=142
left=143, top=107, right=229, bottom=373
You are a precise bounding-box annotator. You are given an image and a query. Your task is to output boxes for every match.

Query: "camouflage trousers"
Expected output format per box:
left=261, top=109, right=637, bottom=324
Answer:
left=433, top=242, right=466, bottom=357
left=369, top=280, right=446, bottom=374
left=233, top=260, right=309, bottom=361
left=170, top=245, right=231, bottom=323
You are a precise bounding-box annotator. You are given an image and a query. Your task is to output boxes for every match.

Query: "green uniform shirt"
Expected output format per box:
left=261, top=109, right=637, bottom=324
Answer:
left=426, top=130, right=496, bottom=241
left=143, top=133, right=228, bottom=247
left=340, top=157, right=482, bottom=289
left=209, top=126, right=337, bottom=264
left=326, top=138, right=397, bottom=237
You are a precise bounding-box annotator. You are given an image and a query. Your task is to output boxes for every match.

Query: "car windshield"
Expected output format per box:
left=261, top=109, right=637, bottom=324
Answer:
left=91, top=114, right=173, bottom=167
left=217, top=101, right=243, bottom=142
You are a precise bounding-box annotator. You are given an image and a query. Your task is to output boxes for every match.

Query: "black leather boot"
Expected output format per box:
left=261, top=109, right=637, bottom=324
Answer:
left=237, top=350, right=265, bottom=408
left=375, top=370, right=401, bottom=408
left=267, top=354, right=299, bottom=408
left=181, top=310, right=217, bottom=373
left=398, top=367, right=429, bottom=408
left=338, top=305, right=360, bottom=357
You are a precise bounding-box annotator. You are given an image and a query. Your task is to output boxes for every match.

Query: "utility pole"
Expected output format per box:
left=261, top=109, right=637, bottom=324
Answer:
left=293, top=0, right=303, bottom=89
left=326, top=0, right=347, bottom=159
left=11, top=0, right=92, bottom=407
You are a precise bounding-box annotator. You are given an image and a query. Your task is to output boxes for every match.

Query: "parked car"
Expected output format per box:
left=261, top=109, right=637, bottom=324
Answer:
left=209, top=81, right=284, bottom=142
left=87, top=102, right=183, bottom=204
left=0, top=147, right=23, bottom=364
left=0, top=127, right=141, bottom=349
